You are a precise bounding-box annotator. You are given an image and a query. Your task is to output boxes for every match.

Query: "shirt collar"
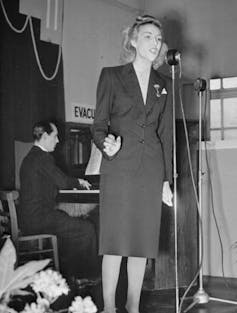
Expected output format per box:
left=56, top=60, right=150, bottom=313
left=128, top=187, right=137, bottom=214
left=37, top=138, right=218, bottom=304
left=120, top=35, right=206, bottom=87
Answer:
left=34, top=142, right=48, bottom=152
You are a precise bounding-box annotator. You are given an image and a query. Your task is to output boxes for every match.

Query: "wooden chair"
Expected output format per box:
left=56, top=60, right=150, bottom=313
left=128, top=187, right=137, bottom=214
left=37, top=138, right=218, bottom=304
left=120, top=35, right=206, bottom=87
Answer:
left=14, top=140, right=33, bottom=190
left=0, top=190, right=59, bottom=270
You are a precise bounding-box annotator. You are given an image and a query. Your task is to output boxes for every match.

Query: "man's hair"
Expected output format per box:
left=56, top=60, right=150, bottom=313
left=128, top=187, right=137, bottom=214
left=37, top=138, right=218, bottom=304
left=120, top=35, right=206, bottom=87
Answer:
left=32, top=121, right=55, bottom=141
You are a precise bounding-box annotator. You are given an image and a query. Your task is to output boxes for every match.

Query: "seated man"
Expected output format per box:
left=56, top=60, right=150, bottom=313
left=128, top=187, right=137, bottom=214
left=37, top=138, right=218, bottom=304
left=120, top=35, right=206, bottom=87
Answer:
left=19, top=120, right=99, bottom=281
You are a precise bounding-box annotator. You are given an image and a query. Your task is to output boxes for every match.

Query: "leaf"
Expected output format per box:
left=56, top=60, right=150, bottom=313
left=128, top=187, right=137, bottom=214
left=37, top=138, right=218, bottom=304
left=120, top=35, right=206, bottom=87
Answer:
left=0, top=303, right=17, bottom=313
left=0, top=238, right=16, bottom=291
left=10, top=288, right=33, bottom=297
left=3, top=259, right=50, bottom=295
left=0, top=238, right=50, bottom=300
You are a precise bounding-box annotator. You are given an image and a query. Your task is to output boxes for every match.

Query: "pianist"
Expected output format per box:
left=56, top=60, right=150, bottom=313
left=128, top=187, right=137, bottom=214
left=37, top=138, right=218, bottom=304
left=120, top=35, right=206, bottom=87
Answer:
left=19, top=120, right=99, bottom=281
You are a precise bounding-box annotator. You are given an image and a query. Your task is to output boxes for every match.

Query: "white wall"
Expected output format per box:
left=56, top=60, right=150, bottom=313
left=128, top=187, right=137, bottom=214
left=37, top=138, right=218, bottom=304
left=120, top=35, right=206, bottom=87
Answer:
left=62, top=0, right=140, bottom=123
left=62, top=0, right=237, bottom=122
left=145, top=0, right=237, bottom=80
left=202, top=142, right=237, bottom=278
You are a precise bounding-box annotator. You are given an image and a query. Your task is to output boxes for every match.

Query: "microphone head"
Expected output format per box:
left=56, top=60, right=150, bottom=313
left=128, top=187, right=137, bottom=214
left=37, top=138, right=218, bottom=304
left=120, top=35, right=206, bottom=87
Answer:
left=166, top=49, right=181, bottom=66
left=194, top=78, right=207, bottom=92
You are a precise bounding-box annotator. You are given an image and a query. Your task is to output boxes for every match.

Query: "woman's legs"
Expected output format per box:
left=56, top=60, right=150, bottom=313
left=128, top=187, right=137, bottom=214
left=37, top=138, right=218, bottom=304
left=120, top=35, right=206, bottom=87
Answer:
left=102, top=254, right=122, bottom=313
left=126, top=257, right=147, bottom=313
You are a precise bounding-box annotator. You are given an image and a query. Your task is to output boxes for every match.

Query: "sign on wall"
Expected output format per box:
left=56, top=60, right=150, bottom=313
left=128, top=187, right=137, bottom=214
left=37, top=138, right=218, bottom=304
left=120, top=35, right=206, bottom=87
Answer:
left=71, top=102, right=95, bottom=124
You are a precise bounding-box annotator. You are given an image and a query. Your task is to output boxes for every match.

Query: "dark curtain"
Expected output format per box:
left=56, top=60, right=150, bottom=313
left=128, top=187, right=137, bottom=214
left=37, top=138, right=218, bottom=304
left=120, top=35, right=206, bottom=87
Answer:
left=0, top=0, right=65, bottom=188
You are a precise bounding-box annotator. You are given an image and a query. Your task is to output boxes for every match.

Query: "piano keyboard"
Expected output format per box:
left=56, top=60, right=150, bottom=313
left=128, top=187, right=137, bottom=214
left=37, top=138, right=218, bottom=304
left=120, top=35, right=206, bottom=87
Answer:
left=59, top=189, right=99, bottom=193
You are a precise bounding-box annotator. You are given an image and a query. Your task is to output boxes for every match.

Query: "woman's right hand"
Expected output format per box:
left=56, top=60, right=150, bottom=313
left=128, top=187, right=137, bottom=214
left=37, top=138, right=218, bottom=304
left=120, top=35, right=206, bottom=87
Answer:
left=103, top=134, right=121, bottom=157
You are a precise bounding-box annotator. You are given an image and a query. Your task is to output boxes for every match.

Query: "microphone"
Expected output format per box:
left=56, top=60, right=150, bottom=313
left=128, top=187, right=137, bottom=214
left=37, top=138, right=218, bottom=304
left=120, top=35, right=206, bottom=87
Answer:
left=194, top=78, right=207, bottom=92
left=166, top=49, right=181, bottom=66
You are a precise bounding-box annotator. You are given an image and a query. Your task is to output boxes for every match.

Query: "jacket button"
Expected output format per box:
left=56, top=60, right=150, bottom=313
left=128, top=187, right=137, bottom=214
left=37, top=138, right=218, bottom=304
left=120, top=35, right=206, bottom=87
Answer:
left=140, top=123, right=146, bottom=128
left=139, top=139, right=144, bottom=144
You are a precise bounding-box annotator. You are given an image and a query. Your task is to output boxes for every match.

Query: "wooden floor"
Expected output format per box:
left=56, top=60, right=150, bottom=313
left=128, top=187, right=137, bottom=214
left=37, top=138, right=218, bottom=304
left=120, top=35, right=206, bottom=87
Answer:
left=11, top=274, right=237, bottom=313
left=11, top=268, right=237, bottom=313
left=81, top=275, right=237, bottom=313
left=140, top=289, right=237, bottom=313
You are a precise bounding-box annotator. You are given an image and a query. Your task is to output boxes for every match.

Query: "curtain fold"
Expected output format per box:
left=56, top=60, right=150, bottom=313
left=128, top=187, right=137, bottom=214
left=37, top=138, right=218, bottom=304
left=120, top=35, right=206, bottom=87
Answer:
left=0, top=0, right=65, bottom=188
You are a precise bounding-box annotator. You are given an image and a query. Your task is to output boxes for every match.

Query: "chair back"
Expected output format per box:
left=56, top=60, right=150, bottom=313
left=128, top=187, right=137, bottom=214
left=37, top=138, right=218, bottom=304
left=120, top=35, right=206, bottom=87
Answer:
left=0, top=198, right=3, bottom=212
left=14, top=141, right=32, bottom=189
left=0, top=191, right=19, bottom=244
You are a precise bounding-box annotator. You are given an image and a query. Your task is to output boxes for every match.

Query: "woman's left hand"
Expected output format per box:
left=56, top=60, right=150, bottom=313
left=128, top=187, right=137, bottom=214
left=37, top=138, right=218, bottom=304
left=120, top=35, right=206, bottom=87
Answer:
left=78, top=179, right=92, bottom=190
left=162, top=181, right=173, bottom=207
left=103, top=134, right=121, bottom=157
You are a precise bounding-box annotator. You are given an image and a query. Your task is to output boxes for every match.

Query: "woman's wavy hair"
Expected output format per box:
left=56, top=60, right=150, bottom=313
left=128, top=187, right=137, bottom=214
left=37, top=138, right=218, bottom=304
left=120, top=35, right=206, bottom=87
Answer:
left=120, top=15, right=168, bottom=70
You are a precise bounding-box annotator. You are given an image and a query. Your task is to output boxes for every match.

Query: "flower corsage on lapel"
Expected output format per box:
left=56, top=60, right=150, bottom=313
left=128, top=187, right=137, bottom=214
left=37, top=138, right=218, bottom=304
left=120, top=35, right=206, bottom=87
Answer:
left=154, top=84, right=167, bottom=98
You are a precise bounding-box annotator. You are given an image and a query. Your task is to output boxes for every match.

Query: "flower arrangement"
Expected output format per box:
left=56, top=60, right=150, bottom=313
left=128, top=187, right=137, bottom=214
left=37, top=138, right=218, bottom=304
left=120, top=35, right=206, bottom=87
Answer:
left=0, top=238, right=97, bottom=313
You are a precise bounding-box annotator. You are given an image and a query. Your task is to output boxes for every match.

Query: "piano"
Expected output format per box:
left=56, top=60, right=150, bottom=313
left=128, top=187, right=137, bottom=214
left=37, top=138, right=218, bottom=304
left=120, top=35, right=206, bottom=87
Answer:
left=57, top=175, right=100, bottom=203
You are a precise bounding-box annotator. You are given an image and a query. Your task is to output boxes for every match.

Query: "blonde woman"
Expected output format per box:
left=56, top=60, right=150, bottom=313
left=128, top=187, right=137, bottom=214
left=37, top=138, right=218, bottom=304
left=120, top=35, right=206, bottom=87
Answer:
left=92, top=15, right=173, bottom=313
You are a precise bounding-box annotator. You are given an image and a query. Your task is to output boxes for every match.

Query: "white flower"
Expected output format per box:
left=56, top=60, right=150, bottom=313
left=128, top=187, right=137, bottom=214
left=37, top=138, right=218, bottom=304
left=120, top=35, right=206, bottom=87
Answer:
left=21, top=297, right=50, bottom=313
left=69, top=296, right=97, bottom=313
left=21, top=302, right=46, bottom=313
left=31, top=270, right=69, bottom=303
left=82, top=297, right=97, bottom=313
left=69, top=296, right=84, bottom=313
left=15, top=270, right=97, bottom=313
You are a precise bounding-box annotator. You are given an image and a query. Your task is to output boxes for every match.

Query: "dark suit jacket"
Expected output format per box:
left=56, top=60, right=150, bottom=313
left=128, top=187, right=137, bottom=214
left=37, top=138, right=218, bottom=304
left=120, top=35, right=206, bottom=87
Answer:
left=19, top=146, right=80, bottom=224
left=92, top=63, right=173, bottom=183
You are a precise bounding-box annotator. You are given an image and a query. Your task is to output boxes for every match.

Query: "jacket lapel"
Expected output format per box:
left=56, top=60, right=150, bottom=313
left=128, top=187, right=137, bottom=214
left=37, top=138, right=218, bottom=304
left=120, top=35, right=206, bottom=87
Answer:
left=121, top=63, right=144, bottom=105
left=120, top=63, right=146, bottom=123
left=118, top=64, right=167, bottom=125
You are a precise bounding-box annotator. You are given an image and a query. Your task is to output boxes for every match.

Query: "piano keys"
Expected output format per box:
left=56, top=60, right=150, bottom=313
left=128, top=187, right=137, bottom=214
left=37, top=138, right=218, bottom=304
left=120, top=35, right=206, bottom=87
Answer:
left=57, top=189, right=99, bottom=203
left=57, top=174, right=100, bottom=203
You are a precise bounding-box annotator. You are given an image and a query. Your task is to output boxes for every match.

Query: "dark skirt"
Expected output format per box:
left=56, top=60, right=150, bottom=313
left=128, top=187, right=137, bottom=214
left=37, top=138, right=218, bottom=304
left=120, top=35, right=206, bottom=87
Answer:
left=99, top=160, right=164, bottom=258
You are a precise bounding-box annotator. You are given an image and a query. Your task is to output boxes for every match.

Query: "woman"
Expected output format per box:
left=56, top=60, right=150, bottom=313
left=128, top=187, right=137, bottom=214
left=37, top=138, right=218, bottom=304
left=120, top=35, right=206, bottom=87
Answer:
left=92, top=15, right=173, bottom=313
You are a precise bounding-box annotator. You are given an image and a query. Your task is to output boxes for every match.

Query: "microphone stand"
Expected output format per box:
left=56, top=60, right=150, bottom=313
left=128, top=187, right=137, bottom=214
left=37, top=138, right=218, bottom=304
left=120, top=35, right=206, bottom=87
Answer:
left=183, top=78, right=237, bottom=313
left=166, top=49, right=181, bottom=313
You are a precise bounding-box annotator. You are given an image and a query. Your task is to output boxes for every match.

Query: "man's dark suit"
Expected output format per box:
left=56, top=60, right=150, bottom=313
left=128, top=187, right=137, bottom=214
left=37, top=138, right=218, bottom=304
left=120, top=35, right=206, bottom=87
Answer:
left=19, top=145, right=99, bottom=279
